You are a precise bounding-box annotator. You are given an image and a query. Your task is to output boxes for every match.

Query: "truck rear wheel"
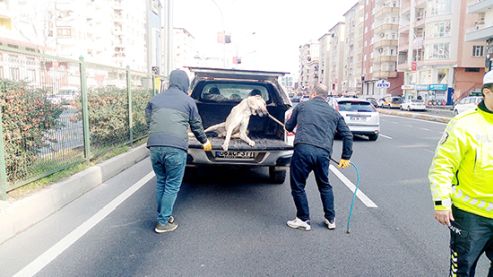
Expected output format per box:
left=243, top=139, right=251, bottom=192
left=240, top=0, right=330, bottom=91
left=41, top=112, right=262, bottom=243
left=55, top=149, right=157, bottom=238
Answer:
left=269, top=167, right=286, bottom=184
left=368, top=133, right=379, bottom=141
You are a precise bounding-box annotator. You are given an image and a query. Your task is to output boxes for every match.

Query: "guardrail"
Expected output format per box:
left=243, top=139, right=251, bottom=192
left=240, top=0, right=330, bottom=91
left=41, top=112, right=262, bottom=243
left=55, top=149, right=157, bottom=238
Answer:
left=0, top=45, right=162, bottom=199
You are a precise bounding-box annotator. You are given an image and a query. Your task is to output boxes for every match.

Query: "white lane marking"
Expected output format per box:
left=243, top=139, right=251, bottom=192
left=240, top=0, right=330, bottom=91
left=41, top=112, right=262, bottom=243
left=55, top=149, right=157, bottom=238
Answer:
left=13, top=172, right=156, bottom=277
left=380, top=134, right=393, bottom=139
left=380, top=114, right=447, bottom=126
left=420, top=127, right=431, bottom=131
left=329, top=165, right=378, bottom=208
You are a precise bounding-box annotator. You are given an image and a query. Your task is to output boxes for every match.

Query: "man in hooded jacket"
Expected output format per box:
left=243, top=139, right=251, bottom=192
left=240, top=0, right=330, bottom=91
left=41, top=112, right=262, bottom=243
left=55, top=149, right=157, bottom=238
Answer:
left=145, top=69, right=212, bottom=233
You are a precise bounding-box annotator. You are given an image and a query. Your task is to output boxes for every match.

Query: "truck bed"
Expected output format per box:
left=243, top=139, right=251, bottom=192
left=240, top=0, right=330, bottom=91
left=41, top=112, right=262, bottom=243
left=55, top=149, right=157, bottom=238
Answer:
left=189, top=136, right=292, bottom=151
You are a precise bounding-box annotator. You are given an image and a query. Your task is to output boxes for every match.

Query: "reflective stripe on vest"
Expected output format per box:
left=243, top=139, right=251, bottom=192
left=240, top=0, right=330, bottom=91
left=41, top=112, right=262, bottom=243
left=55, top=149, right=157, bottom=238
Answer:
left=451, top=187, right=493, bottom=212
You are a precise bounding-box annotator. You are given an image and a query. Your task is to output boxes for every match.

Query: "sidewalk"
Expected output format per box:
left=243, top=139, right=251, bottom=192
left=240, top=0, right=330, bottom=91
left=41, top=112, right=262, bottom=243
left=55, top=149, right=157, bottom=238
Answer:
left=0, top=144, right=149, bottom=245
left=377, top=108, right=452, bottom=124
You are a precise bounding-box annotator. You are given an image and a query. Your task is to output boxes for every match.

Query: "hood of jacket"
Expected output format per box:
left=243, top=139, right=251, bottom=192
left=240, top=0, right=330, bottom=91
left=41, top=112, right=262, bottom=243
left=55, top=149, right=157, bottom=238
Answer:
left=168, top=69, right=190, bottom=93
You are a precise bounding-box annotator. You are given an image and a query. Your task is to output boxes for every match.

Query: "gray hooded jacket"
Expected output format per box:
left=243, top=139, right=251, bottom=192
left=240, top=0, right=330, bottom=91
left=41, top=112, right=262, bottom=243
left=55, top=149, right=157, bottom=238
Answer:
left=145, top=69, right=208, bottom=150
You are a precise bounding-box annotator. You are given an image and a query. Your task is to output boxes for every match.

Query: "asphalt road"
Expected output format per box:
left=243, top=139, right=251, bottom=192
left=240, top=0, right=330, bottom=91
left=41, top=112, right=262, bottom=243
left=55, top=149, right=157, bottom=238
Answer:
left=0, top=115, right=490, bottom=276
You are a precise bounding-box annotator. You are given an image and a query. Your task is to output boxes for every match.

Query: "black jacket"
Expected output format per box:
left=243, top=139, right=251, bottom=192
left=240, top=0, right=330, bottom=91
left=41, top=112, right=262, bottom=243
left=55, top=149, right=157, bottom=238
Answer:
left=285, top=97, right=353, bottom=159
left=145, top=69, right=208, bottom=150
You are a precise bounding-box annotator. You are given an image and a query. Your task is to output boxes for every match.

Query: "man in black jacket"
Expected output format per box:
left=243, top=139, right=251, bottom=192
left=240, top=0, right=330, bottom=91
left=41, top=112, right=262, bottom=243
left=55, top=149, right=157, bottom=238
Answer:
left=145, top=69, right=211, bottom=233
left=285, top=85, right=353, bottom=231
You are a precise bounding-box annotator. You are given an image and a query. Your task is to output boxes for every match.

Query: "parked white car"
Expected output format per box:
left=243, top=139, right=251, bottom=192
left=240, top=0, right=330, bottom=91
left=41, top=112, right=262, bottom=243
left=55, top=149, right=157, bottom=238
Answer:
left=400, top=99, right=426, bottom=111
left=453, top=96, right=482, bottom=115
left=335, top=98, right=380, bottom=141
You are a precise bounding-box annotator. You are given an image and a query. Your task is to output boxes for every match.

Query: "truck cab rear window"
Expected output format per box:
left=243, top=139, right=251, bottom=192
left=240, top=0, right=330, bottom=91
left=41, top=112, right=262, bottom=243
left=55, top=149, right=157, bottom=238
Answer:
left=200, top=84, right=270, bottom=103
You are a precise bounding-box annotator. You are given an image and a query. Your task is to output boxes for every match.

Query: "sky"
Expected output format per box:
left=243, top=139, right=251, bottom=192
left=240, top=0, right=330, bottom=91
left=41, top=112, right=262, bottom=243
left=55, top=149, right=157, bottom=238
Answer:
left=173, top=0, right=357, bottom=75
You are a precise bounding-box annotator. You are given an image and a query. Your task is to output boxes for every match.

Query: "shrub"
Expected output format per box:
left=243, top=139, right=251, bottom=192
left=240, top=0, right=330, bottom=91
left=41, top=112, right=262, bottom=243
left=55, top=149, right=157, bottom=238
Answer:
left=72, top=86, right=151, bottom=149
left=0, top=80, right=64, bottom=182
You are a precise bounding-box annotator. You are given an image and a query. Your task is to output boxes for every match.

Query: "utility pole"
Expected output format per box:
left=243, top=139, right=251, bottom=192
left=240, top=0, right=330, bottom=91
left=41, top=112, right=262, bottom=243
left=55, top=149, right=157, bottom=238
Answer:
left=211, top=0, right=226, bottom=67
left=161, top=0, right=174, bottom=77
left=487, top=38, right=493, bottom=72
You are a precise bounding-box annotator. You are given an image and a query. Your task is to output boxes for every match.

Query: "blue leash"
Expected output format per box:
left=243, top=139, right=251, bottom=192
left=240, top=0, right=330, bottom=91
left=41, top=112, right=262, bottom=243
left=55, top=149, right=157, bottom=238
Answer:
left=330, top=158, right=361, bottom=234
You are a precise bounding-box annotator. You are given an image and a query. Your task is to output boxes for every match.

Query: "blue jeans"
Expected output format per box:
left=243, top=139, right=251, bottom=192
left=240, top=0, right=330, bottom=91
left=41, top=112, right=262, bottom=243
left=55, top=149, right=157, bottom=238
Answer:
left=150, top=146, right=187, bottom=225
left=290, top=144, right=334, bottom=222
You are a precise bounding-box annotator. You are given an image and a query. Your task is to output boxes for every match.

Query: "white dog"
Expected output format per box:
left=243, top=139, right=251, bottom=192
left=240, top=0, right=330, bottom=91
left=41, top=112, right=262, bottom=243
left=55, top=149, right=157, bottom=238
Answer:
left=205, top=95, right=268, bottom=151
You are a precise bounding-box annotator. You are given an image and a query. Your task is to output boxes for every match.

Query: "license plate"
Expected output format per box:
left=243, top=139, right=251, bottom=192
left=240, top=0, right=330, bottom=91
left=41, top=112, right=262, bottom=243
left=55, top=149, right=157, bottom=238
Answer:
left=350, top=116, right=366, bottom=121
left=215, top=151, right=256, bottom=159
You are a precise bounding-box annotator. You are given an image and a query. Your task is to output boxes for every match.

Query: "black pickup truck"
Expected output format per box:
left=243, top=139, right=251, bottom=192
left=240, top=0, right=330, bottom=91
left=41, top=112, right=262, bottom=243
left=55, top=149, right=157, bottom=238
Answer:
left=186, top=67, right=294, bottom=183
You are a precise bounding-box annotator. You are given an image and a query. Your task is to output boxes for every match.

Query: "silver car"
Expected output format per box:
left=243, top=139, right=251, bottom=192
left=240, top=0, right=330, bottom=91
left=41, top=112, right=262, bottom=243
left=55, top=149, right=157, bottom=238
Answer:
left=453, top=96, right=482, bottom=115
left=335, top=98, right=380, bottom=141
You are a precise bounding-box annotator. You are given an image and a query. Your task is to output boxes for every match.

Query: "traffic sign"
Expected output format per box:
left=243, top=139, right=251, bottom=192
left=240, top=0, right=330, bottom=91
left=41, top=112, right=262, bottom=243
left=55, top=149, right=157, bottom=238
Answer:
left=376, top=79, right=390, bottom=89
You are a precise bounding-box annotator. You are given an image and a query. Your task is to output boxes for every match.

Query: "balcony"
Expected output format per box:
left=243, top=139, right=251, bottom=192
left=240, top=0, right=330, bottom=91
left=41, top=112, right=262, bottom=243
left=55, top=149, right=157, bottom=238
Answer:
left=373, top=7, right=400, bottom=18
left=468, top=0, right=493, bottom=14
left=400, top=0, right=411, bottom=14
left=399, top=23, right=410, bottom=33
left=373, top=55, right=397, bottom=63
left=416, top=0, right=426, bottom=7
left=413, top=37, right=424, bottom=49
left=373, top=22, right=399, bottom=33
left=465, top=24, right=493, bottom=41
left=373, top=71, right=398, bottom=79
left=415, top=16, right=426, bottom=27
left=397, top=62, right=410, bottom=72
left=398, top=38, right=409, bottom=52
left=372, top=39, right=398, bottom=48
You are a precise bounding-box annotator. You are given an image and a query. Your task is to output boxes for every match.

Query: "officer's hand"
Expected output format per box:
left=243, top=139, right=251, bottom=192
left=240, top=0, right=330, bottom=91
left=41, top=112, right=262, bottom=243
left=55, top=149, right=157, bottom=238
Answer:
left=202, top=139, right=212, bottom=152
left=434, top=210, right=454, bottom=226
left=338, top=159, right=350, bottom=169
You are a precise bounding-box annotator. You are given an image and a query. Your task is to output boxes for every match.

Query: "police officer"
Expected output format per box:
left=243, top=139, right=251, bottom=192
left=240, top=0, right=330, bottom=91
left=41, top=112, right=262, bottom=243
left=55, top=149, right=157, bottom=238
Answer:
left=285, top=85, right=353, bottom=231
left=429, top=70, right=493, bottom=276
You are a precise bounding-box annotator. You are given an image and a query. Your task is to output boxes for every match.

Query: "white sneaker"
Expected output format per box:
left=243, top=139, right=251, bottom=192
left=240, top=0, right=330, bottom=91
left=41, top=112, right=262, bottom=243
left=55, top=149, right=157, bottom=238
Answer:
left=324, top=218, right=336, bottom=230
left=287, top=217, right=311, bottom=231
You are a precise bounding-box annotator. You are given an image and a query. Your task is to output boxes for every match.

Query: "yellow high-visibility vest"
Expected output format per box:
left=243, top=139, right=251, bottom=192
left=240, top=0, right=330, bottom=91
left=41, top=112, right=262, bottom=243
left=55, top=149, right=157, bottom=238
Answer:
left=429, top=104, right=493, bottom=218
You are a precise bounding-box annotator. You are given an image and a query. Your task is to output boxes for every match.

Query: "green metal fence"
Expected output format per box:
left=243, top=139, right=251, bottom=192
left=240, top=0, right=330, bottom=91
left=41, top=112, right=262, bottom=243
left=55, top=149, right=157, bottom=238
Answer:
left=0, top=45, right=157, bottom=199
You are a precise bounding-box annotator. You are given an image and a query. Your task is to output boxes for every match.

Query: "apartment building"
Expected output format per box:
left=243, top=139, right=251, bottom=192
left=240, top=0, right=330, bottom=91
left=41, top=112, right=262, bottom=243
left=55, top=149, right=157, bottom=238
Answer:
left=326, top=22, right=346, bottom=95
left=11, top=0, right=158, bottom=74
left=318, top=33, right=330, bottom=89
left=398, top=0, right=485, bottom=103
left=362, top=0, right=403, bottom=98
left=0, top=0, right=47, bottom=84
left=342, top=1, right=364, bottom=95
left=298, top=42, right=320, bottom=93
left=173, top=27, right=196, bottom=68
left=465, top=0, right=493, bottom=72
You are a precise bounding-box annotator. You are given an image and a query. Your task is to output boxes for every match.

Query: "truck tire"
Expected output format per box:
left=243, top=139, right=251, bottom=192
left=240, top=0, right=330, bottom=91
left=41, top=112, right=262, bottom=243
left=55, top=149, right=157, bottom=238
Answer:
left=183, top=167, right=197, bottom=183
left=269, top=167, right=286, bottom=184
left=368, top=133, right=379, bottom=141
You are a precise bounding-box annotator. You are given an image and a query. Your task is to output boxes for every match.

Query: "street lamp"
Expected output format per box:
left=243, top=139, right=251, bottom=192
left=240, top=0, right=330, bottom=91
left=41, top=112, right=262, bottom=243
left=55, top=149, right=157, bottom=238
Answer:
left=361, top=75, right=365, bottom=95
left=210, top=0, right=227, bottom=67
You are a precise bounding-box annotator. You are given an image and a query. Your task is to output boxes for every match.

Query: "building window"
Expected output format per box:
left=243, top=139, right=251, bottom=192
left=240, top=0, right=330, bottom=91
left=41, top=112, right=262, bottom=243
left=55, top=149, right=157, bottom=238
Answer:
left=10, top=67, right=20, bottom=81
left=0, top=66, right=4, bottom=79
left=472, top=46, right=484, bottom=57
left=8, top=54, right=18, bottom=63
left=426, top=21, right=451, bottom=38
left=428, top=0, right=451, bottom=16
left=465, top=68, right=481, bottom=72
left=56, top=27, right=72, bottom=37
left=426, top=43, right=450, bottom=60
left=26, top=57, right=36, bottom=66
left=27, top=69, right=36, bottom=82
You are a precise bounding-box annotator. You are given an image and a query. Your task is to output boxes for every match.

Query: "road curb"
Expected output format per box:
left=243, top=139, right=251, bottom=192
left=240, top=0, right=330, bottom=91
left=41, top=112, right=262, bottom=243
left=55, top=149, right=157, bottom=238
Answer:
left=377, top=108, right=451, bottom=123
left=0, top=144, right=149, bottom=245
